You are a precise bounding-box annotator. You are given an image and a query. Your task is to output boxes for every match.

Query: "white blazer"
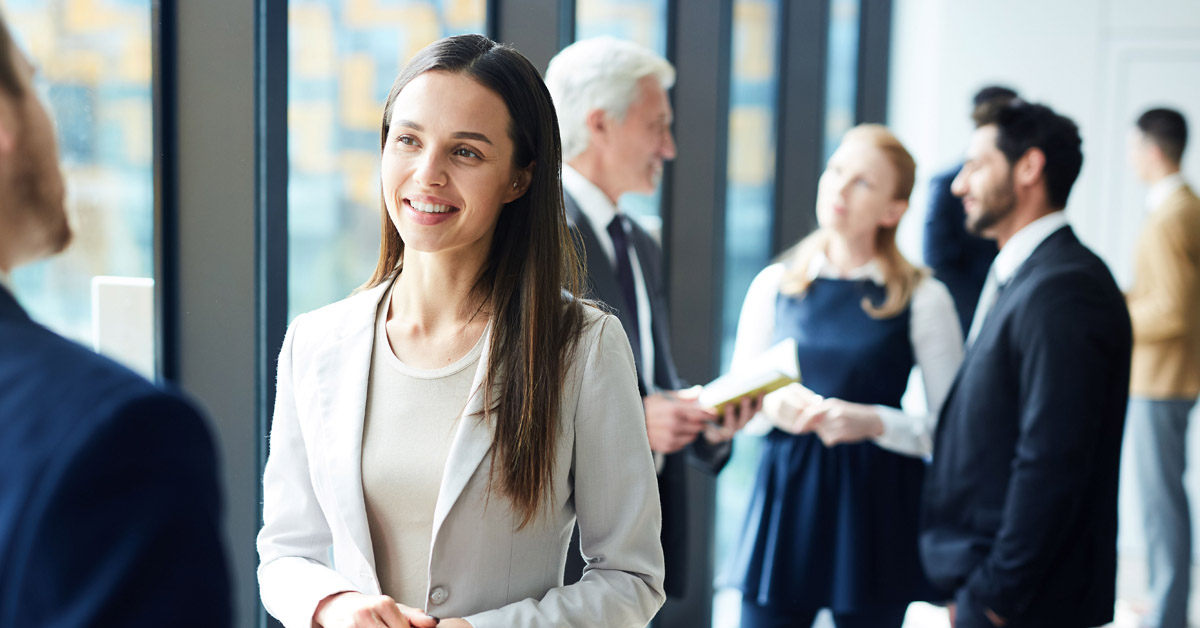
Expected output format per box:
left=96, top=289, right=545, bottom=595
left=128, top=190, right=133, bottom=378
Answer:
left=257, top=283, right=665, bottom=628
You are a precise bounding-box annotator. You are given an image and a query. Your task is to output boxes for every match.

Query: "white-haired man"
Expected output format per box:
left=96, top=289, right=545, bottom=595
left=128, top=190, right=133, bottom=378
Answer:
left=546, top=36, right=760, bottom=601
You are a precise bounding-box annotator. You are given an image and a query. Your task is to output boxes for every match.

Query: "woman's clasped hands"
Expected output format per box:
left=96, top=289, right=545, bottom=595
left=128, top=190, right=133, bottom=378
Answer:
left=314, top=591, right=472, bottom=628
left=763, top=383, right=884, bottom=446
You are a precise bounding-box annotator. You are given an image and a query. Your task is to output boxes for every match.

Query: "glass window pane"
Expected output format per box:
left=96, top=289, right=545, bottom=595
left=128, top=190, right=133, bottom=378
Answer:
left=574, top=0, right=668, bottom=229
left=287, top=0, right=487, bottom=320
left=575, top=0, right=668, bottom=56
left=824, top=0, right=860, bottom=160
left=6, top=0, right=156, bottom=375
left=713, top=1, right=780, bottom=625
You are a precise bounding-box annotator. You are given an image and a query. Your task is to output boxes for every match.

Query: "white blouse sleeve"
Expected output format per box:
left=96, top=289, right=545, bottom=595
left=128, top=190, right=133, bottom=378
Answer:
left=731, top=264, right=786, bottom=436
left=872, top=276, right=964, bottom=458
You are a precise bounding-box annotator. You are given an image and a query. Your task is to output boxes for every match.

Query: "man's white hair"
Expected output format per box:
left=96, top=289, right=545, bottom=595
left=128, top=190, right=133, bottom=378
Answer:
left=545, top=36, right=675, bottom=162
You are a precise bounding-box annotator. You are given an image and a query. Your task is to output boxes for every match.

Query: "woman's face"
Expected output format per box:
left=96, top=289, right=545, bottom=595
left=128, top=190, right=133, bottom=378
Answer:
left=381, top=70, right=530, bottom=261
left=815, top=137, right=905, bottom=240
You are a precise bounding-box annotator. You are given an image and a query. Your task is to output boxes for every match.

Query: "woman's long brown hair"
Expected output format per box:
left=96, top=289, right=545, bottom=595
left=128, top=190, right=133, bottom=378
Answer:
left=363, top=35, right=587, bottom=529
left=779, top=124, right=926, bottom=319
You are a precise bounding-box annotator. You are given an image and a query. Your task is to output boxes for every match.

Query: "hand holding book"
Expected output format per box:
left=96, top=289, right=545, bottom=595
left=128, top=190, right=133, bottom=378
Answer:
left=698, top=338, right=801, bottom=413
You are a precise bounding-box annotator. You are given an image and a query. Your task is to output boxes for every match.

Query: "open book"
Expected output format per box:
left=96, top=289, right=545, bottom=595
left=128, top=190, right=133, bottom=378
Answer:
left=697, top=338, right=801, bottom=412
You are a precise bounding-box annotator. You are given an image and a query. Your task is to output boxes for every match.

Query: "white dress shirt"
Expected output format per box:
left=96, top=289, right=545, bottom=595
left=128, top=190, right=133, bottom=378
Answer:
left=966, top=211, right=1069, bottom=346
left=1147, top=172, right=1185, bottom=212
left=563, top=165, right=656, bottom=390
left=732, top=254, right=963, bottom=458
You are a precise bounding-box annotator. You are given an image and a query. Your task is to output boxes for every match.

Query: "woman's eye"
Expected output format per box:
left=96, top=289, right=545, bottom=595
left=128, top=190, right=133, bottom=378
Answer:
left=397, top=135, right=417, bottom=146
left=454, top=147, right=482, bottom=159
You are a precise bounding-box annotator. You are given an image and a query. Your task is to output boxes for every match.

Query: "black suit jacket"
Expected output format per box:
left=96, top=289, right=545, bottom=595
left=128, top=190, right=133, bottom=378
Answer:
left=920, top=227, right=1131, bottom=627
left=0, top=285, right=231, bottom=626
left=563, top=191, right=730, bottom=598
left=923, top=164, right=998, bottom=334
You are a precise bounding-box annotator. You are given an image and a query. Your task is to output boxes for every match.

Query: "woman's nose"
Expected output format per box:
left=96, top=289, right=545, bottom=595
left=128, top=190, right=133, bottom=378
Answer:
left=413, top=151, right=448, bottom=187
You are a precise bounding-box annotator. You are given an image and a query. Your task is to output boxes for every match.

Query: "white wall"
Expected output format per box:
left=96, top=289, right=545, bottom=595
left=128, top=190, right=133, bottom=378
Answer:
left=888, top=0, right=1200, bottom=607
left=890, top=0, right=1200, bottom=283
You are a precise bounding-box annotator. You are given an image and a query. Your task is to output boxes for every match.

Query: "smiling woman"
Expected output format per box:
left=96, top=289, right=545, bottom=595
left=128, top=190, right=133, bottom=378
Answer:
left=257, top=34, right=666, bottom=628
left=379, top=72, right=530, bottom=263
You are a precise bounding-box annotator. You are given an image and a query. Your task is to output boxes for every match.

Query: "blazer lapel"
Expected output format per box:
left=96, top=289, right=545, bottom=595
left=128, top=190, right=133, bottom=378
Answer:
left=940, top=227, right=1074, bottom=429
left=0, top=284, right=29, bottom=324
left=629, top=229, right=678, bottom=390
left=312, top=282, right=389, bottom=575
left=431, top=327, right=496, bottom=539
left=565, top=193, right=648, bottom=384
left=565, top=193, right=623, bottom=310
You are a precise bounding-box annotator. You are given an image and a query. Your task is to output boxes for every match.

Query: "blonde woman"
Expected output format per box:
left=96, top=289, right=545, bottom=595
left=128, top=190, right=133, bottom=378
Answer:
left=729, top=125, right=963, bottom=627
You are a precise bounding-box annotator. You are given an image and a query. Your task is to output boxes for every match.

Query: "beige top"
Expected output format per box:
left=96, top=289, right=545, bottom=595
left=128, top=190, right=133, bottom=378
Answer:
left=1128, top=183, right=1200, bottom=398
left=361, top=283, right=486, bottom=608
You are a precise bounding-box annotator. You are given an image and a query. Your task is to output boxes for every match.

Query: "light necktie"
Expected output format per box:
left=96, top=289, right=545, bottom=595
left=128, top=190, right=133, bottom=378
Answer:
left=606, top=215, right=643, bottom=366
left=966, top=266, right=1003, bottom=347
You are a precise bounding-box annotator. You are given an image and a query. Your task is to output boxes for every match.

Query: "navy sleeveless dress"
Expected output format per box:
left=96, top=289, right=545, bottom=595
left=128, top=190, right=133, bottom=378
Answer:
left=730, top=277, right=938, bottom=613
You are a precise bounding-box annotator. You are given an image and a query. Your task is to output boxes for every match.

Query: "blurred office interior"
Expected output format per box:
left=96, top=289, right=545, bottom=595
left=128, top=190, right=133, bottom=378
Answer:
left=6, top=0, right=1199, bottom=625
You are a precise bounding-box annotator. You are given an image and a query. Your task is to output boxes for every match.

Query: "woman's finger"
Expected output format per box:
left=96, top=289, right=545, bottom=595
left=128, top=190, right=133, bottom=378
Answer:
left=794, top=400, right=831, bottom=433
left=815, top=420, right=843, bottom=446
left=397, top=603, right=440, bottom=628
left=371, top=600, right=411, bottom=627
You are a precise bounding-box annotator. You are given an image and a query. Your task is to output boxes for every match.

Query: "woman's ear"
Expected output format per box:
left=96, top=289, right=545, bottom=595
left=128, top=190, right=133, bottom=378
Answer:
left=880, top=198, right=908, bottom=228
left=504, top=162, right=535, bottom=203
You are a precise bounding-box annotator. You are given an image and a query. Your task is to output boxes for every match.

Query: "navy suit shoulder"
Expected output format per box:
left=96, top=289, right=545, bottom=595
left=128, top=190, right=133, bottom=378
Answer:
left=922, top=227, right=1130, bottom=627
left=0, top=295, right=231, bottom=627
left=923, top=165, right=966, bottom=269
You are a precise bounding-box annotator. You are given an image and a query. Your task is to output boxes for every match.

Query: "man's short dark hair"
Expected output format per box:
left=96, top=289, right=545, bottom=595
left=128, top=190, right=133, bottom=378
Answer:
left=1137, top=107, right=1188, bottom=165
left=986, top=101, right=1083, bottom=209
left=971, top=85, right=1019, bottom=128
left=973, top=85, right=1018, bottom=108
left=0, top=16, right=24, bottom=98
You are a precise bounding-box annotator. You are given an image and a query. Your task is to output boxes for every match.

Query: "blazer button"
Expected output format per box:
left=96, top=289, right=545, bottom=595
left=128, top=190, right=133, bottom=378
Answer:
left=429, top=586, right=449, bottom=605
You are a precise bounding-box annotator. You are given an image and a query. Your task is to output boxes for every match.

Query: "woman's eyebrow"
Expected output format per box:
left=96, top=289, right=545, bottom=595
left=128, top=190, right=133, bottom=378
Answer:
left=453, top=131, right=493, bottom=145
left=393, top=120, right=493, bottom=145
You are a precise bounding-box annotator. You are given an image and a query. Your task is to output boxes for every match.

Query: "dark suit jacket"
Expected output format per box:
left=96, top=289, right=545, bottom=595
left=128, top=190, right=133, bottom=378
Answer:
left=923, top=165, right=998, bottom=334
left=563, top=191, right=730, bottom=598
left=0, top=285, right=230, bottom=627
left=920, top=227, right=1131, bottom=627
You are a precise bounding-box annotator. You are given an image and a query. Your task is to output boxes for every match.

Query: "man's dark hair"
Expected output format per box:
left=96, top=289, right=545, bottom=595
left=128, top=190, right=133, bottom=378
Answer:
left=1137, top=107, right=1188, bottom=165
left=973, top=85, right=1018, bottom=107
left=985, top=101, right=1084, bottom=209
left=0, top=16, right=24, bottom=98
left=971, top=85, right=1019, bottom=128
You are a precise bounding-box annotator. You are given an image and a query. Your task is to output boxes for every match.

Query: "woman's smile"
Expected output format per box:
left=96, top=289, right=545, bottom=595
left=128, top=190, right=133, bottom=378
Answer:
left=403, top=197, right=462, bottom=226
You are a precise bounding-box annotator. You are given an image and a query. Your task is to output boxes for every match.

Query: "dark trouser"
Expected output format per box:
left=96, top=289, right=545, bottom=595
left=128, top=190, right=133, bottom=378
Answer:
left=740, top=598, right=908, bottom=628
